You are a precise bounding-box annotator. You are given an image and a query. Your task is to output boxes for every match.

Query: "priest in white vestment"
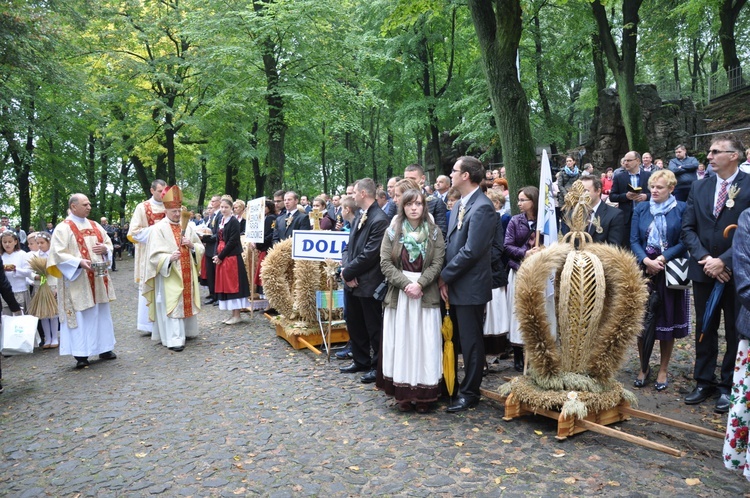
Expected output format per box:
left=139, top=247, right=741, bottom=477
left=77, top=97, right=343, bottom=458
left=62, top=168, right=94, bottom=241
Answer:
left=142, top=185, right=204, bottom=352
left=127, top=179, right=166, bottom=334
left=47, top=194, right=117, bottom=369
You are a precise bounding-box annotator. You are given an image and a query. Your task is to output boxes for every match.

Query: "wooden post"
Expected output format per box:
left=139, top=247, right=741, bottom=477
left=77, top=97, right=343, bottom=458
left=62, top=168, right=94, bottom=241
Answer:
left=326, top=277, right=334, bottom=362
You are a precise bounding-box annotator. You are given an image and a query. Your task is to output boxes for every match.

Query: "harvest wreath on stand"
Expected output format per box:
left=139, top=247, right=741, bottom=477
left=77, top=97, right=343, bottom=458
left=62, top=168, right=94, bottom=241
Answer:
left=260, top=238, right=342, bottom=338
left=484, top=181, right=723, bottom=456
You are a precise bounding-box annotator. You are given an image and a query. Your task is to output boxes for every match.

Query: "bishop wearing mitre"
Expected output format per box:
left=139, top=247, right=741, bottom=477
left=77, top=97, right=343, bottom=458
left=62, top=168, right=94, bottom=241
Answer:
left=142, top=185, right=204, bottom=352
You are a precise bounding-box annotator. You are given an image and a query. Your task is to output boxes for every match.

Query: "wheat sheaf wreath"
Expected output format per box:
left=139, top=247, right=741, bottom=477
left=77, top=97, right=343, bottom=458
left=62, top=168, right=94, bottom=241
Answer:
left=498, top=241, right=647, bottom=418
left=259, top=238, right=331, bottom=327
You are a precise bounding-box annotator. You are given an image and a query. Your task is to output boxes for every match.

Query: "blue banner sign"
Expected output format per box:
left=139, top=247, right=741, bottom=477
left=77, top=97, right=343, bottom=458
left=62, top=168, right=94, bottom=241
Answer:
left=292, top=230, right=349, bottom=261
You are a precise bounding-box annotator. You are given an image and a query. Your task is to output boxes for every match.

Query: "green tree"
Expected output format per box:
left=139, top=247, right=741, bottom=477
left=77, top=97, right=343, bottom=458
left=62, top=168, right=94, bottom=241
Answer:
left=467, top=0, right=537, bottom=195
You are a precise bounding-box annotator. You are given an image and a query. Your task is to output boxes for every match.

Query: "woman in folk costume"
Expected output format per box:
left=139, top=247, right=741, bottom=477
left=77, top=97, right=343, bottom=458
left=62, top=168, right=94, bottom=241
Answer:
left=248, top=199, right=275, bottom=298
left=379, top=188, right=445, bottom=413
left=504, top=186, right=541, bottom=372
left=142, top=185, right=205, bottom=352
left=1, top=231, right=32, bottom=315
left=483, top=189, right=510, bottom=359
left=213, top=196, right=251, bottom=325
left=31, top=232, right=60, bottom=348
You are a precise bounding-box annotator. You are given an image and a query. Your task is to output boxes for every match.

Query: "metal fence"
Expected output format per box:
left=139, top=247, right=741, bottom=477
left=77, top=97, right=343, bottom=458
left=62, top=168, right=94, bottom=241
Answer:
left=657, top=66, right=746, bottom=105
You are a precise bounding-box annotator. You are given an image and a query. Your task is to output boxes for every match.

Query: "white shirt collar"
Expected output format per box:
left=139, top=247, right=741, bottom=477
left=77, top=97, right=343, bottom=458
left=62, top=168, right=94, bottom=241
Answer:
left=69, top=214, right=87, bottom=224
left=149, top=197, right=164, bottom=206
left=460, top=186, right=480, bottom=206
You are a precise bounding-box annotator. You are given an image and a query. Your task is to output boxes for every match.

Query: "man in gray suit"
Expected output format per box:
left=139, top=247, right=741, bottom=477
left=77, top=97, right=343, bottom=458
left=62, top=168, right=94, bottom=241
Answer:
left=440, top=156, right=496, bottom=412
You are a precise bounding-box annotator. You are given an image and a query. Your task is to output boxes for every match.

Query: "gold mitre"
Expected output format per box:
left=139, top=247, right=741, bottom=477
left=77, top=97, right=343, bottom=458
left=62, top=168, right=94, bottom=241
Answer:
left=162, top=185, right=183, bottom=209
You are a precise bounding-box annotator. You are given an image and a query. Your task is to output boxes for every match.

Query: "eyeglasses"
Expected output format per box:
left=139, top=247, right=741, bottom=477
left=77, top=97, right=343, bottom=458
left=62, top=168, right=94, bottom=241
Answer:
left=451, top=168, right=463, bottom=174
left=707, top=149, right=737, bottom=156
left=518, top=198, right=531, bottom=203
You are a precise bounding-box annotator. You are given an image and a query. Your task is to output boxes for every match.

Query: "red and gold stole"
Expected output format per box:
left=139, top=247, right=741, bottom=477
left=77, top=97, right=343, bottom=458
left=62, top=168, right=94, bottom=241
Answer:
left=144, top=201, right=166, bottom=226
left=169, top=223, right=193, bottom=318
left=64, top=219, right=109, bottom=297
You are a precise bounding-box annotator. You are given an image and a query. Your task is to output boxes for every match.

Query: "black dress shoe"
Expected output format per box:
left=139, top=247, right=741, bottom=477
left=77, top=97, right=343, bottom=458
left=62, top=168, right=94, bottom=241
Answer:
left=446, top=395, right=479, bottom=413
left=715, top=393, right=731, bottom=413
left=204, top=297, right=216, bottom=305
left=684, top=385, right=715, bottom=405
left=99, top=351, right=117, bottom=360
left=360, top=370, right=377, bottom=383
left=75, top=358, right=90, bottom=369
left=168, top=346, right=185, bottom=352
left=339, top=362, right=369, bottom=374
left=335, top=349, right=353, bottom=360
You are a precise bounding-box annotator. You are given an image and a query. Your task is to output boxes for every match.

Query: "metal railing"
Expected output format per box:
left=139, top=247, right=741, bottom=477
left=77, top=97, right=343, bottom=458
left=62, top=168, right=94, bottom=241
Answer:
left=656, top=66, right=746, bottom=105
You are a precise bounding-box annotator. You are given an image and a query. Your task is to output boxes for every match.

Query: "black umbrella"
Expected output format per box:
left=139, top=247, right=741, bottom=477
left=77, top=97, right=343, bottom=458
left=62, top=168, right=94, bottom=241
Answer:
left=640, top=283, right=661, bottom=374
left=699, top=281, right=725, bottom=343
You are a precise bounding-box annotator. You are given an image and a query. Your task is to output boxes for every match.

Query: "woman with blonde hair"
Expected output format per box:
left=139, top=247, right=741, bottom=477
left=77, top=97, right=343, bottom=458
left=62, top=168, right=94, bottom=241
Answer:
left=630, top=169, right=689, bottom=390
left=233, top=199, right=246, bottom=234
left=379, top=189, right=445, bottom=413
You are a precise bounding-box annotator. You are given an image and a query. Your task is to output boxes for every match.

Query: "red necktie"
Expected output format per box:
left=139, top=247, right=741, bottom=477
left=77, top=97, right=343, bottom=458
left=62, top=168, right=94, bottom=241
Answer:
left=715, top=180, right=728, bottom=218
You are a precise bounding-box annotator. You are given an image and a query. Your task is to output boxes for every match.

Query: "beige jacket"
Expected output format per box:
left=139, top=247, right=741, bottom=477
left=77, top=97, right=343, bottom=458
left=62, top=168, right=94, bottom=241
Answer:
left=380, top=222, right=445, bottom=309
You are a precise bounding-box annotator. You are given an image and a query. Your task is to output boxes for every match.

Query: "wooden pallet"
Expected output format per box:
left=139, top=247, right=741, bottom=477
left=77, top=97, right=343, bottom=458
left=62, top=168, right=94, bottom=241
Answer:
left=264, top=313, right=349, bottom=355
left=480, top=388, right=723, bottom=457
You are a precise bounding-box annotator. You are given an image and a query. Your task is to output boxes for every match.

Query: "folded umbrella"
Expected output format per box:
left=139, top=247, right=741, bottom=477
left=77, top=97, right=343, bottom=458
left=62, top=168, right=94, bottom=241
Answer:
left=700, top=281, right=725, bottom=343
left=441, top=300, right=455, bottom=398
left=640, top=283, right=661, bottom=374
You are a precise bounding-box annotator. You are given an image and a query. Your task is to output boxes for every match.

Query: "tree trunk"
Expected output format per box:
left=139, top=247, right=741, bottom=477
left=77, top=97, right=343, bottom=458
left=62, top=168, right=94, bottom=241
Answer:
left=718, top=0, right=746, bottom=89
left=224, top=156, right=240, bottom=200
left=386, top=127, right=394, bottom=180
left=532, top=13, right=557, bottom=155
left=199, top=155, right=208, bottom=212
left=86, top=132, right=98, bottom=211
left=321, top=121, right=328, bottom=194
left=118, top=158, right=130, bottom=223
left=467, top=0, right=537, bottom=207
left=98, top=146, right=109, bottom=220
left=591, top=0, right=649, bottom=152
left=165, top=111, right=177, bottom=185
left=592, top=33, right=607, bottom=98
left=249, top=120, right=264, bottom=198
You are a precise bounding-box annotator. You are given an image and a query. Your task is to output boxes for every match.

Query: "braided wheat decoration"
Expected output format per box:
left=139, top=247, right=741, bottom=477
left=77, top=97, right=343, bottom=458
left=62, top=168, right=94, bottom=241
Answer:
left=499, top=180, right=648, bottom=419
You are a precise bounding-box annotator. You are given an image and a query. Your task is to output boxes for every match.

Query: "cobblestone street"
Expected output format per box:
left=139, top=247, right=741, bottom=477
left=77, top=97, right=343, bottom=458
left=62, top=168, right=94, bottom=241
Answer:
left=0, top=258, right=748, bottom=496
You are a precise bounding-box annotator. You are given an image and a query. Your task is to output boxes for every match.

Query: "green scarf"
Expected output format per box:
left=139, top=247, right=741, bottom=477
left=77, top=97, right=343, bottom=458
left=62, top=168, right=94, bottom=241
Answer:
left=401, top=220, right=428, bottom=263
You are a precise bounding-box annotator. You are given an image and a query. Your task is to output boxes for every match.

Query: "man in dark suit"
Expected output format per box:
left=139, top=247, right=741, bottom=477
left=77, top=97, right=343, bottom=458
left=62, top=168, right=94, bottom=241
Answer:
left=404, top=164, right=448, bottom=238
left=681, top=134, right=750, bottom=413
left=439, top=156, right=495, bottom=412
left=609, top=150, right=651, bottom=248
left=339, top=178, right=389, bottom=383
left=201, top=195, right=222, bottom=304
left=561, top=176, right=626, bottom=246
left=273, top=191, right=311, bottom=243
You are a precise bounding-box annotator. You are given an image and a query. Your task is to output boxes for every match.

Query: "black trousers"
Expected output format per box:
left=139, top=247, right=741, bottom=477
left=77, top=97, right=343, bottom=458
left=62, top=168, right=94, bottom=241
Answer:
left=693, top=279, right=739, bottom=394
left=202, top=242, right=217, bottom=296
left=344, top=291, right=383, bottom=370
left=450, top=304, right=485, bottom=400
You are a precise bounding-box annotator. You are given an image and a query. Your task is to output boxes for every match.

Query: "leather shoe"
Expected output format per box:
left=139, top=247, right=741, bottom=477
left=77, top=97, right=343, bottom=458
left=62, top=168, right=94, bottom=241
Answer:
left=446, top=395, right=479, bottom=413
left=99, top=351, right=117, bottom=360
left=715, top=393, right=731, bottom=413
left=75, top=358, right=90, bottom=369
left=204, top=297, right=216, bottom=305
left=339, top=362, right=369, bottom=374
left=360, top=370, right=377, bottom=384
left=684, top=385, right=715, bottom=405
left=335, top=348, right=352, bottom=360
left=168, top=346, right=185, bottom=352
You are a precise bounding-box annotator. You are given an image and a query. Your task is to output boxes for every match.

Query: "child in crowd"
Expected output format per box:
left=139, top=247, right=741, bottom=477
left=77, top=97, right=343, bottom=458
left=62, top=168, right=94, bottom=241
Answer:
left=33, top=232, right=59, bottom=348
left=0, top=231, right=32, bottom=314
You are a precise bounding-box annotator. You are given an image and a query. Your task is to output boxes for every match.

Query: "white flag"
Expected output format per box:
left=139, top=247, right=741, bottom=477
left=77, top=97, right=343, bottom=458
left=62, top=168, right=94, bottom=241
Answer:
left=537, top=149, right=558, bottom=248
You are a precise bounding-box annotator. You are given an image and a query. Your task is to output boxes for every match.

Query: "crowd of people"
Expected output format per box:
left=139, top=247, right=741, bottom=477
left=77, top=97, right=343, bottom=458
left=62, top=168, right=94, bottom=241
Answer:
left=2, top=136, right=750, bottom=481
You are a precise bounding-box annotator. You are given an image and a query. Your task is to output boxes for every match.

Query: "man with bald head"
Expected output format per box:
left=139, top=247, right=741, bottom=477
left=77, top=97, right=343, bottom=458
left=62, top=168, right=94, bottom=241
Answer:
left=609, top=151, right=651, bottom=247
left=434, top=175, right=450, bottom=203
left=47, top=194, right=118, bottom=369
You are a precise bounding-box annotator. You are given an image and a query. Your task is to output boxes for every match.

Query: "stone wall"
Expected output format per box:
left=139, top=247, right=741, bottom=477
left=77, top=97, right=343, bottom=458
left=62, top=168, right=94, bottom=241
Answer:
left=585, top=84, right=705, bottom=169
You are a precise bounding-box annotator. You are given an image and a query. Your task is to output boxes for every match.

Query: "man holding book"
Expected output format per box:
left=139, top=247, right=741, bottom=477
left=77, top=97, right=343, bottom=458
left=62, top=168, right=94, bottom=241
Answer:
left=609, top=151, right=651, bottom=249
